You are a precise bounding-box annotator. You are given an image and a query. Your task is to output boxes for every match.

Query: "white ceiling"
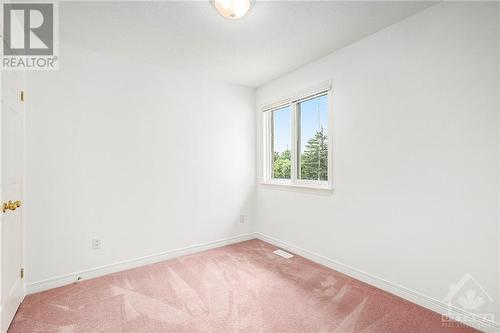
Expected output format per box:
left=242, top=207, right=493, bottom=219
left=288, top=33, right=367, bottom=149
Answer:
left=60, top=1, right=436, bottom=87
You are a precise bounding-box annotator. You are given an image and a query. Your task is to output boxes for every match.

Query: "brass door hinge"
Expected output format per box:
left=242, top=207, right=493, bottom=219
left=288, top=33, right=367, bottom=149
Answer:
left=20, top=91, right=24, bottom=102
left=20, top=268, right=24, bottom=279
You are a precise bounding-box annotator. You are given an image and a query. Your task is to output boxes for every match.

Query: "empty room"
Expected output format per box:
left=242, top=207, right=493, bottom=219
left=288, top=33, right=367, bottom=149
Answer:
left=0, top=0, right=499, bottom=332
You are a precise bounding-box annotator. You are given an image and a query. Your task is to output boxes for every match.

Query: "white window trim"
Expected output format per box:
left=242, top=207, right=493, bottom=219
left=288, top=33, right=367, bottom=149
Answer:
left=261, top=81, right=333, bottom=192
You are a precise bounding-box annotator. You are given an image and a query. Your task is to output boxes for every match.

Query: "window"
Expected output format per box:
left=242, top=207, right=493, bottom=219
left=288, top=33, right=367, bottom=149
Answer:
left=298, top=94, right=329, bottom=181
left=262, top=86, right=331, bottom=190
left=272, top=106, right=291, bottom=179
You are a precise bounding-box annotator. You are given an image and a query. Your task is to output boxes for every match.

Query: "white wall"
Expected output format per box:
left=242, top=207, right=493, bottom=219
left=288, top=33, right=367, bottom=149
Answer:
left=498, top=1, right=500, bottom=320
left=256, top=1, right=499, bottom=319
left=25, top=43, right=256, bottom=286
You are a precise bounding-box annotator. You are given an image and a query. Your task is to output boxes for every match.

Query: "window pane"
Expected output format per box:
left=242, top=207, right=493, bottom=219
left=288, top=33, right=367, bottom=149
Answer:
left=298, top=95, right=328, bottom=181
left=272, top=106, right=291, bottom=179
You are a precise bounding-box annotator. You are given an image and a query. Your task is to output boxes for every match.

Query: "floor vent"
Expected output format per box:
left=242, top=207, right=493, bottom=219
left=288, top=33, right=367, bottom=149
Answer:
left=273, top=249, right=294, bottom=259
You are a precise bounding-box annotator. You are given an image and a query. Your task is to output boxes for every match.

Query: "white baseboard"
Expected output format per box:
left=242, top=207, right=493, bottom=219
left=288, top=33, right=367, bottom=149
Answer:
left=255, top=232, right=500, bottom=333
left=26, top=233, right=257, bottom=295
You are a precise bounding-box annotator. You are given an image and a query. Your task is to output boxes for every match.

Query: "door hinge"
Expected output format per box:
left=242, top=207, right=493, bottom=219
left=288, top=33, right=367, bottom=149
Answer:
left=20, top=268, right=24, bottom=279
left=20, top=91, right=24, bottom=102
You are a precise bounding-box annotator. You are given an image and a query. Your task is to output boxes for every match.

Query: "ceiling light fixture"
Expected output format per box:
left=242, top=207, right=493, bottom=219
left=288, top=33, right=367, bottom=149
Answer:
left=212, top=0, right=253, bottom=20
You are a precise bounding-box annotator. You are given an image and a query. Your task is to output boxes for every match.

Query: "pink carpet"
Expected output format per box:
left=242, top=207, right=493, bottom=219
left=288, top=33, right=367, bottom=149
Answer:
left=9, top=239, right=477, bottom=333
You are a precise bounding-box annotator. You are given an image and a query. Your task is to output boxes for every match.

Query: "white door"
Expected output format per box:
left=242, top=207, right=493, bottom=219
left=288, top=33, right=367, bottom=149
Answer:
left=0, top=69, right=25, bottom=333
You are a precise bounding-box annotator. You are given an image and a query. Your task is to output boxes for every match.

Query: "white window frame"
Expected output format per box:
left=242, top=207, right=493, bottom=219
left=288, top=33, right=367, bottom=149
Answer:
left=261, top=82, right=333, bottom=191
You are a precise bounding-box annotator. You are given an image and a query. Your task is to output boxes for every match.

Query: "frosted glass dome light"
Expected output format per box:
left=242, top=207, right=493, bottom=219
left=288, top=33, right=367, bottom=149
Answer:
left=213, top=0, right=252, bottom=20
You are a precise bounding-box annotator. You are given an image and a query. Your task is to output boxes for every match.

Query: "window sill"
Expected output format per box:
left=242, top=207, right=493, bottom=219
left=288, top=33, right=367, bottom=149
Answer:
left=259, top=181, right=333, bottom=194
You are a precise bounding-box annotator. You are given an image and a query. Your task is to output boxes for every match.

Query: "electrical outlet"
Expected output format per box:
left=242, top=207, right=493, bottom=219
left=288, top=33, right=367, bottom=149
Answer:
left=239, top=214, right=245, bottom=223
left=92, top=238, right=102, bottom=250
